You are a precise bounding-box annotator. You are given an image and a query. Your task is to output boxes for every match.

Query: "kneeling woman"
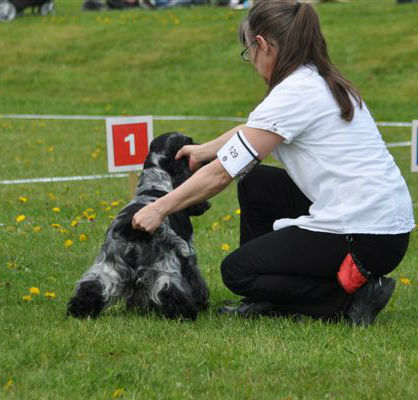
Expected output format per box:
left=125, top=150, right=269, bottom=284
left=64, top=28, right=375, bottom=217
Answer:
left=132, top=0, right=414, bottom=326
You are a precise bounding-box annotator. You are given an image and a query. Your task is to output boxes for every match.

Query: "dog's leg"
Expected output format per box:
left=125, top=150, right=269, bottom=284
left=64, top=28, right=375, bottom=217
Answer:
left=67, top=255, right=133, bottom=319
left=160, top=226, right=209, bottom=311
left=145, top=270, right=197, bottom=320
left=156, top=276, right=198, bottom=321
left=181, top=255, right=210, bottom=311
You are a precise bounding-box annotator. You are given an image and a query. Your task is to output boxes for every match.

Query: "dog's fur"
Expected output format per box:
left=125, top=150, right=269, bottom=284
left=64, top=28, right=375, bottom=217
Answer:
left=67, top=132, right=210, bottom=320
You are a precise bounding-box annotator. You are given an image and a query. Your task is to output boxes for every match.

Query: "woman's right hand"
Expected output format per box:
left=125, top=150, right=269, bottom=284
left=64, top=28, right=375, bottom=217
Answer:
left=175, top=144, right=204, bottom=172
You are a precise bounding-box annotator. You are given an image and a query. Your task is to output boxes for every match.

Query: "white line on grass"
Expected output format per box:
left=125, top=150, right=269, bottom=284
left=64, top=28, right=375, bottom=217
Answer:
left=0, top=113, right=413, bottom=127
left=386, top=141, right=412, bottom=148
left=0, top=173, right=128, bottom=185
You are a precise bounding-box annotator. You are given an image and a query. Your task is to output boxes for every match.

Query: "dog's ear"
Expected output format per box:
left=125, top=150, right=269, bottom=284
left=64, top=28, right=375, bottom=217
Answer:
left=185, top=201, right=211, bottom=216
left=164, top=133, right=194, bottom=188
left=172, top=155, right=193, bottom=188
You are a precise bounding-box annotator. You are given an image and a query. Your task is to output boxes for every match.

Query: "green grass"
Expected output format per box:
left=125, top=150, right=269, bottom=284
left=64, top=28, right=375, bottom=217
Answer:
left=1, top=1, right=418, bottom=399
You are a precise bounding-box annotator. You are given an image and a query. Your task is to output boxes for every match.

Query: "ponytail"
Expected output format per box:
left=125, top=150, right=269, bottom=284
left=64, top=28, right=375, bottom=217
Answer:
left=240, top=0, right=362, bottom=122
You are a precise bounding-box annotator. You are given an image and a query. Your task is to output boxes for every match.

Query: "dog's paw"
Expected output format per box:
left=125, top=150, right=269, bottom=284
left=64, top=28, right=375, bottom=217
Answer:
left=67, top=281, right=105, bottom=319
left=158, top=285, right=198, bottom=321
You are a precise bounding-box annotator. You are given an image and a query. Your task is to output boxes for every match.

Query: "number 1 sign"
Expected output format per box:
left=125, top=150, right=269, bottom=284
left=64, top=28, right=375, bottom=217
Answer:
left=106, top=116, right=153, bottom=173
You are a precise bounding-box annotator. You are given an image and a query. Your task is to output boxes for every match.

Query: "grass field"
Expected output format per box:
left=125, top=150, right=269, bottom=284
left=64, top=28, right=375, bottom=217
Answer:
left=1, top=1, right=418, bottom=399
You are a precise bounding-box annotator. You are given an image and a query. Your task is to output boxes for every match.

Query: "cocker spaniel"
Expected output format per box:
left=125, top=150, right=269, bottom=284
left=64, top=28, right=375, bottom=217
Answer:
left=67, top=132, right=210, bottom=320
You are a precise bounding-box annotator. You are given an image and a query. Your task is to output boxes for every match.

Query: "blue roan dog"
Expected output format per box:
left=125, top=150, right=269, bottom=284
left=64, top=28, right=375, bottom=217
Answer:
left=67, top=132, right=210, bottom=320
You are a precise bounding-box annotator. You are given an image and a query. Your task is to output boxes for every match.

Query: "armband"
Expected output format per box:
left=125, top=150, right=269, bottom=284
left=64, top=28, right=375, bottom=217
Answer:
left=217, top=130, right=260, bottom=180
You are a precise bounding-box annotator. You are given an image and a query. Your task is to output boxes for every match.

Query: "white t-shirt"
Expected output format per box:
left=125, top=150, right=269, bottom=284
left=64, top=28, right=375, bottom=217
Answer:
left=246, top=65, right=415, bottom=234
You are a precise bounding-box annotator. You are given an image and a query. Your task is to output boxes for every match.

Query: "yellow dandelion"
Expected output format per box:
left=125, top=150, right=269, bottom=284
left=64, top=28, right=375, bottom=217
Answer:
left=46, top=146, right=54, bottom=152
left=6, top=261, right=18, bottom=269
left=44, top=292, right=57, bottom=299
left=19, top=196, right=28, bottom=203
left=51, top=223, right=61, bottom=229
left=85, top=208, right=94, bottom=213
left=211, top=222, right=220, bottom=231
left=112, top=388, right=125, bottom=398
left=400, top=278, right=411, bottom=286
left=29, top=287, right=40, bottom=295
left=87, top=214, right=96, bottom=221
left=22, top=295, right=33, bottom=302
left=222, top=215, right=232, bottom=222
left=52, top=207, right=60, bottom=213
left=79, top=233, right=88, bottom=241
left=64, top=240, right=74, bottom=248
left=235, top=209, right=241, bottom=215
left=16, top=215, right=26, bottom=223
left=33, top=226, right=42, bottom=233
left=47, top=192, right=56, bottom=200
left=111, top=200, right=120, bottom=207
left=100, top=201, right=108, bottom=207
left=83, top=210, right=96, bottom=220
left=105, top=206, right=112, bottom=212
left=221, top=243, right=230, bottom=252
left=3, top=380, right=13, bottom=391
left=59, top=228, right=69, bottom=235
left=70, top=220, right=79, bottom=228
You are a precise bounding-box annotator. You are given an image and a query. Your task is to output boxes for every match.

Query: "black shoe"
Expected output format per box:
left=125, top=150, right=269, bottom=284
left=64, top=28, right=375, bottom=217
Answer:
left=346, top=277, right=396, bottom=327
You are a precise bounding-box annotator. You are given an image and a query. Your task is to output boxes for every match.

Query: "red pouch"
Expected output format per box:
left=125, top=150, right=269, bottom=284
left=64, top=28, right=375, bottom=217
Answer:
left=337, top=253, right=370, bottom=294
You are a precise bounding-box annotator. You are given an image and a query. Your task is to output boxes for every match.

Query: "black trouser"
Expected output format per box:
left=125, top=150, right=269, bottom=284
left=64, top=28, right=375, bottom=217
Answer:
left=220, top=165, right=410, bottom=319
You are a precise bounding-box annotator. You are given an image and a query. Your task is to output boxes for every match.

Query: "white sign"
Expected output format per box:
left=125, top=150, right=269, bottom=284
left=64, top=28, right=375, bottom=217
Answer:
left=412, top=120, right=418, bottom=173
left=106, top=116, right=153, bottom=173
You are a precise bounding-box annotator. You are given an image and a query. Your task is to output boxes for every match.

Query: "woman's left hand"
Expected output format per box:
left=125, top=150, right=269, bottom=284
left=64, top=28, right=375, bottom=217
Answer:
left=132, top=203, right=164, bottom=234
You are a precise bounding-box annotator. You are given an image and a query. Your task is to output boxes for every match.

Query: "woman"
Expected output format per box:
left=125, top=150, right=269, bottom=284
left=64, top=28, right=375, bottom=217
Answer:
left=132, top=0, right=414, bottom=325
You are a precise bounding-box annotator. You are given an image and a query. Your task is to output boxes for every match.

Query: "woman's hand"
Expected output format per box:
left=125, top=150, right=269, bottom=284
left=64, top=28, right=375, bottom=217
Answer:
left=132, top=203, right=164, bottom=234
left=175, top=145, right=204, bottom=172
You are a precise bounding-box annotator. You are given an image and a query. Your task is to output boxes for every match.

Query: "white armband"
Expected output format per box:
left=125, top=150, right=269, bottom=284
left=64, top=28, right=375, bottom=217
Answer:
left=217, top=130, right=260, bottom=180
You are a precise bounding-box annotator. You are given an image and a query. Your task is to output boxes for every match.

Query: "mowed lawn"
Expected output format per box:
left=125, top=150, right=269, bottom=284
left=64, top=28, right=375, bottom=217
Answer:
left=0, top=1, right=417, bottom=399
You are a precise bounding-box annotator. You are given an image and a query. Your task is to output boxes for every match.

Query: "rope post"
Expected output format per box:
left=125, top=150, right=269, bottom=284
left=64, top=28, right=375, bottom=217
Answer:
left=128, top=171, right=138, bottom=197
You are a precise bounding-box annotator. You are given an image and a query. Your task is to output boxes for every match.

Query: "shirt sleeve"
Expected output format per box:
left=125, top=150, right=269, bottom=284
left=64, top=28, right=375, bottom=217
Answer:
left=246, top=85, right=313, bottom=144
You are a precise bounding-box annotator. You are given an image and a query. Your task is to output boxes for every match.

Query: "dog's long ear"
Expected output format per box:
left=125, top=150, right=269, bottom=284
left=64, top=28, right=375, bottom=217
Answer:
left=172, top=155, right=193, bottom=188
left=185, top=200, right=211, bottom=216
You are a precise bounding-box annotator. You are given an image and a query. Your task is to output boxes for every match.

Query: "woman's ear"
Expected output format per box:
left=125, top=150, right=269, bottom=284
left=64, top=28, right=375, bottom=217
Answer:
left=255, top=35, right=274, bottom=55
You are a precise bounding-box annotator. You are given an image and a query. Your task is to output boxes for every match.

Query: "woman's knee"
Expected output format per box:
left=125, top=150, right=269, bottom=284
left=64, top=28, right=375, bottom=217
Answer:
left=220, top=252, right=252, bottom=295
left=220, top=254, right=236, bottom=290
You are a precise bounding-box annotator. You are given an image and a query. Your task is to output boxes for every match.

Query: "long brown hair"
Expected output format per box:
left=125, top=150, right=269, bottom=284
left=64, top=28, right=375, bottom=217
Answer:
left=239, top=0, right=362, bottom=121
